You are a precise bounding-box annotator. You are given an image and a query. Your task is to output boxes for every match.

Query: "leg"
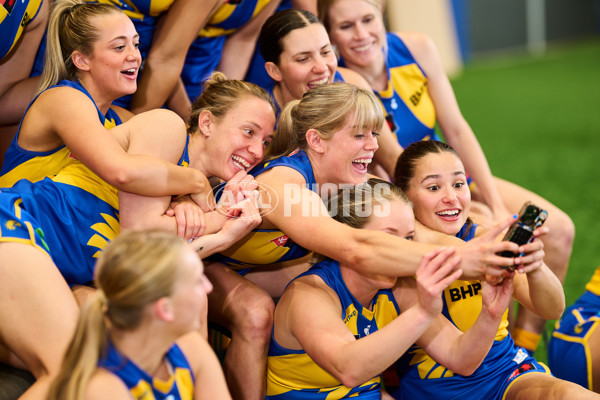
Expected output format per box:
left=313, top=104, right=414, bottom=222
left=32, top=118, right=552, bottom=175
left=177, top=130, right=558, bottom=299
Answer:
left=205, top=262, right=275, bottom=400
left=473, top=177, right=574, bottom=352
left=505, top=373, right=600, bottom=400
left=0, top=243, right=79, bottom=400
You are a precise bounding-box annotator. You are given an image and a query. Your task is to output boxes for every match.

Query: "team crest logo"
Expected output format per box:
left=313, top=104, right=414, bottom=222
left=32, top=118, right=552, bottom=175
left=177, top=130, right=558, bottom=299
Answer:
left=5, top=220, right=21, bottom=230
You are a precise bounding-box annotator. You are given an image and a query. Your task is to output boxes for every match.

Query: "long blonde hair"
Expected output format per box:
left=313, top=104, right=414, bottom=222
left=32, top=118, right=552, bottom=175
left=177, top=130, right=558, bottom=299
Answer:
left=47, top=230, right=189, bottom=400
left=37, top=0, right=123, bottom=95
left=268, top=82, right=384, bottom=159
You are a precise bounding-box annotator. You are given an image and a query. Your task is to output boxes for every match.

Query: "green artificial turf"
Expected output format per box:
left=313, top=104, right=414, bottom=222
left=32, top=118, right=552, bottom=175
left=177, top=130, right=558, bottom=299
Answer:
left=445, top=37, right=600, bottom=362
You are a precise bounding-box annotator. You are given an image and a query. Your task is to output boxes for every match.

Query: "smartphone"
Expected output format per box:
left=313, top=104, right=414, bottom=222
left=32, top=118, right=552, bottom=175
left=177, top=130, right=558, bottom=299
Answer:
left=498, top=202, right=548, bottom=270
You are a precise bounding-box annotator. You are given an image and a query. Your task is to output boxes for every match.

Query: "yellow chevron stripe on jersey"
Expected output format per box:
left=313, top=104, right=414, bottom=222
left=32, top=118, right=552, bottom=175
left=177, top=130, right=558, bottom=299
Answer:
left=388, top=64, right=436, bottom=129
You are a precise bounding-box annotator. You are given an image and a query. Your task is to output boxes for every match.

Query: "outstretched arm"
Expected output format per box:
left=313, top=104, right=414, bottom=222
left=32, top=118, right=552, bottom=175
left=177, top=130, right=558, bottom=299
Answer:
left=258, top=168, right=520, bottom=280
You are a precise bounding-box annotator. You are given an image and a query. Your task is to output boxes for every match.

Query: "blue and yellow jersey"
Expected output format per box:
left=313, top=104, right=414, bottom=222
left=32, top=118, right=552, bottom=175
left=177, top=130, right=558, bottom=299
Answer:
left=200, top=0, right=272, bottom=38
left=0, top=163, right=120, bottom=285
left=393, top=221, right=550, bottom=400
left=548, top=266, right=600, bottom=390
left=181, top=0, right=274, bottom=102
left=0, top=0, right=44, bottom=60
left=99, top=341, right=194, bottom=399
left=211, top=149, right=316, bottom=269
left=0, top=79, right=123, bottom=187
left=0, top=135, right=191, bottom=286
left=340, top=32, right=440, bottom=148
left=402, top=222, right=509, bottom=380
left=267, top=259, right=399, bottom=399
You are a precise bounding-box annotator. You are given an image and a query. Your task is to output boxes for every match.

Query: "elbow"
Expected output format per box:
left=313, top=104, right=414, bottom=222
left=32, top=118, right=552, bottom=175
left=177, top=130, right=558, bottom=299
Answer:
left=336, top=369, right=368, bottom=389
left=103, top=167, right=136, bottom=189
left=448, top=361, right=479, bottom=377
left=454, top=364, right=478, bottom=377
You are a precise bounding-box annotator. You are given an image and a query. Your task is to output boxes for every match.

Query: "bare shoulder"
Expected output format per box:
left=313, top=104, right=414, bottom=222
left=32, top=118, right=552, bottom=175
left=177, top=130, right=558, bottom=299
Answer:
left=175, top=331, right=216, bottom=372
left=286, top=274, right=339, bottom=306
left=394, top=31, right=437, bottom=55
left=86, top=368, right=131, bottom=400
left=255, top=163, right=307, bottom=187
left=337, top=66, right=372, bottom=90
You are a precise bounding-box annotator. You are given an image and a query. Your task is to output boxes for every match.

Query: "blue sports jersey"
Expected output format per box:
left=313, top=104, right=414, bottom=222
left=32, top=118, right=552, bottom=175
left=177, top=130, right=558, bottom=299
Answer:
left=267, top=259, right=399, bottom=399
left=99, top=341, right=195, bottom=399
left=0, top=135, right=191, bottom=286
left=0, top=0, right=44, bottom=60
left=211, top=149, right=317, bottom=269
left=548, top=266, right=600, bottom=391
left=390, top=222, right=551, bottom=400
left=0, top=79, right=123, bottom=187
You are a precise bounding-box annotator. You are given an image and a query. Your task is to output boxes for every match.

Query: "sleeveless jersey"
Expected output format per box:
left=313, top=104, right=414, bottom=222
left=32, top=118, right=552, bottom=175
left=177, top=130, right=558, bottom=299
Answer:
left=548, top=266, right=600, bottom=390
left=211, top=149, right=316, bottom=269
left=0, top=79, right=123, bottom=187
left=0, top=135, right=191, bottom=285
left=99, top=341, right=194, bottom=399
left=0, top=0, right=43, bottom=60
left=392, top=222, right=550, bottom=400
left=267, top=259, right=400, bottom=399
left=181, top=0, right=273, bottom=102
left=340, top=32, right=441, bottom=148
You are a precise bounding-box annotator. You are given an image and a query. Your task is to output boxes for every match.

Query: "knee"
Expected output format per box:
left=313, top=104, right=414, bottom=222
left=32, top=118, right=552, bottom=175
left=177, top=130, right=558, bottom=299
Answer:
left=544, top=209, right=575, bottom=255
left=231, top=294, right=275, bottom=342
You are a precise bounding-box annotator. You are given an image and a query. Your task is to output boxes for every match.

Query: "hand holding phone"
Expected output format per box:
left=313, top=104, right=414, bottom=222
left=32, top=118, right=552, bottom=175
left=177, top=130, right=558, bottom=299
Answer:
left=498, top=202, right=548, bottom=271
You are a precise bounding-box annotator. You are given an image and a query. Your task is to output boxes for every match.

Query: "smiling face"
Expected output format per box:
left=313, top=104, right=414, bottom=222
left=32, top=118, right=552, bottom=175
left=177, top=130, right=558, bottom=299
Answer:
left=318, top=116, right=379, bottom=186
left=405, top=151, right=471, bottom=235
left=324, top=0, right=385, bottom=69
left=203, top=95, right=276, bottom=180
left=269, top=23, right=338, bottom=101
left=81, top=12, right=141, bottom=101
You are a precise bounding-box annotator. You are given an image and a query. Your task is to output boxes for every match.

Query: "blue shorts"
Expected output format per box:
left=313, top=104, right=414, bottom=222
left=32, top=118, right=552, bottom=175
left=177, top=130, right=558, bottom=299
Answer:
left=0, top=192, right=50, bottom=256
left=394, top=336, right=551, bottom=400
left=548, top=291, right=600, bottom=390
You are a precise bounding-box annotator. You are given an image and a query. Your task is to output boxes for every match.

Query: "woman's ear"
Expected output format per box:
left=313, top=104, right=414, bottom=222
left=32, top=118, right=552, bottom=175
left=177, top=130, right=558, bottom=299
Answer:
left=155, top=297, right=175, bottom=322
left=197, top=110, right=214, bottom=137
left=306, top=129, right=325, bottom=154
left=265, top=62, right=283, bottom=82
left=71, top=51, right=91, bottom=71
